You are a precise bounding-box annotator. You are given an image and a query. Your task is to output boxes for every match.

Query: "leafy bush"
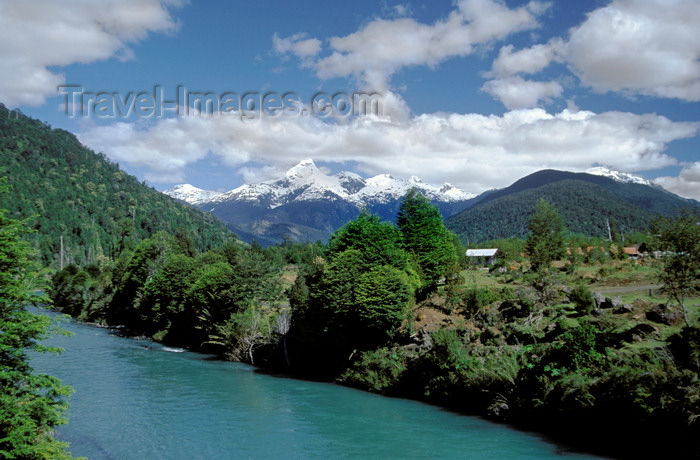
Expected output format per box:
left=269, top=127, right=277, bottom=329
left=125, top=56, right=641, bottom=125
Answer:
left=668, top=326, right=700, bottom=372
left=558, top=322, right=605, bottom=370
left=425, top=329, right=520, bottom=411
left=340, top=348, right=408, bottom=393
left=457, top=286, right=498, bottom=317
left=570, top=284, right=595, bottom=316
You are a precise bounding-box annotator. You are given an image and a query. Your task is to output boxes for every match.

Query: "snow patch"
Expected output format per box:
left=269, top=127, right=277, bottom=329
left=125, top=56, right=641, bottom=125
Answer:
left=585, top=167, right=652, bottom=186
left=163, top=184, right=222, bottom=205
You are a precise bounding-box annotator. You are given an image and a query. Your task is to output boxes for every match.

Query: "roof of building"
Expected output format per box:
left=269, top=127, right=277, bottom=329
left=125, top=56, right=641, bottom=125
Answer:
left=466, top=248, right=499, bottom=257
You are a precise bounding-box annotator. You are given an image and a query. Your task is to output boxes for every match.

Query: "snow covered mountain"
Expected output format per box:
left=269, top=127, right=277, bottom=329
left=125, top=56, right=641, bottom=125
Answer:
left=163, top=162, right=691, bottom=246
left=584, top=167, right=652, bottom=186
left=165, top=159, right=476, bottom=245
left=163, top=184, right=222, bottom=205
left=203, top=159, right=474, bottom=209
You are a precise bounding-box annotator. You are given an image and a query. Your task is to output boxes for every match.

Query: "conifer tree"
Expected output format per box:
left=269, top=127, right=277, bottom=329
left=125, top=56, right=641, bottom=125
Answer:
left=397, top=189, right=457, bottom=291
left=525, top=198, right=566, bottom=272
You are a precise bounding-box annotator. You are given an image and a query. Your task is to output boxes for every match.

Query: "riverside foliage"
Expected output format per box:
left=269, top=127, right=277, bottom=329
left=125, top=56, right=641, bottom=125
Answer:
left=0, top=177, right=72, bottom=459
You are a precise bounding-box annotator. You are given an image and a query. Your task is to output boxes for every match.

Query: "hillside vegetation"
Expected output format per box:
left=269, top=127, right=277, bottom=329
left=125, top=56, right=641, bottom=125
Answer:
left=0, top=104, right=233, bottom=268
left=446, top=170, right=698, bottom=243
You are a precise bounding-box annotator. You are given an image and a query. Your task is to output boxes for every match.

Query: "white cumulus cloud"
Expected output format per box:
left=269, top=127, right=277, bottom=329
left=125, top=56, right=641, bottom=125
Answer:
left=78, top=108, right=698, bottom=194
left=654, top=162, right=700, bottom=201
left=481, top=77, right=563, bottom=110
left=490, top=40, right=565, bottom=76
left=272, top=33, right=321, bottom=60
left=567, top=0, right=700, bottom=101
left=276, top=0, right=544, bottom=93
left=0, top=0, right=183, bottom=107
left=482, top=0, right=700, bottom=107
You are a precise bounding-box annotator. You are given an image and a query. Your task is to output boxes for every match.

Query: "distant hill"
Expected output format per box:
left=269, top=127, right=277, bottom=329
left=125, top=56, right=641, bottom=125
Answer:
left=445, top=170, right=699, bottom=243
left=0, top=104, right=233, bottom=267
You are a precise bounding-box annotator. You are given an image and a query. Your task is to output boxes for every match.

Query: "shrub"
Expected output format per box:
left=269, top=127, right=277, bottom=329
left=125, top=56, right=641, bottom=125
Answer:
left=668, top=326, right=700, bottom=372
left=340, top=348, right=408, bottom=393
left=460, top=286, right=498, bottom=317
left=570, top=284, right=595, bottom=316
left=558, top=322, right=605, bottom=370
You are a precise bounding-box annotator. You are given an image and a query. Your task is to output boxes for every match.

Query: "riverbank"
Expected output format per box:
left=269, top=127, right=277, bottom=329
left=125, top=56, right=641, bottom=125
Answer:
left=87, top=290, right=698, bottom=458
left=46, top=288, right=698, bottom=459
left=33, top=308, right=606, bottom=460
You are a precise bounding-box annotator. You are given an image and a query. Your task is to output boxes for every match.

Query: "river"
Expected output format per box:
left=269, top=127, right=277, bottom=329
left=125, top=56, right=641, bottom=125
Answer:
left=30, top=310, right=605, bottom=459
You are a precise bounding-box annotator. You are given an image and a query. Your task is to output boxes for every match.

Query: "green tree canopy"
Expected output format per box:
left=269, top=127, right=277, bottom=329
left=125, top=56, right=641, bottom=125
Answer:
left=310, top=249, right=413, bottom=352
left=654, top=210, right=700, bottom=326
left=327, top=211, right=407, bottom=270
left=0, top=176, right=73, bottom=459
left=397, top=189, right=457, bottom=291
left=525, top=198, right=566, bottom=272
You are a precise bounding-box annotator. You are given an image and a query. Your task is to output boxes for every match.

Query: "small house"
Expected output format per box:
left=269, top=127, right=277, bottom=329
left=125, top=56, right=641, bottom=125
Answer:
left=465, top=248, right=499, bottom=266
left=623, top=245, right=642, bottom=259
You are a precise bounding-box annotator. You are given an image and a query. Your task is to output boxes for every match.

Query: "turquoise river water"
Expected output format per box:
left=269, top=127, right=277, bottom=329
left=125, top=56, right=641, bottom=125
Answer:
left=30, top=311, right=607, bottom=459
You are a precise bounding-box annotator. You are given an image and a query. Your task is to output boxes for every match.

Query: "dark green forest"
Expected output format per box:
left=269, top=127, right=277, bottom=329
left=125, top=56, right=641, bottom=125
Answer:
left=0, top=104, right=233, bottom=268
left=49, top=193, right=460, bottom=362
left=446, top=173, right=698, bottom=243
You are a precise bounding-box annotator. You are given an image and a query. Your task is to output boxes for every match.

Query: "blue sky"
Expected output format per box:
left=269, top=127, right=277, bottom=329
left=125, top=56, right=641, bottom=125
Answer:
left=1, top=0, right=699, bottom=198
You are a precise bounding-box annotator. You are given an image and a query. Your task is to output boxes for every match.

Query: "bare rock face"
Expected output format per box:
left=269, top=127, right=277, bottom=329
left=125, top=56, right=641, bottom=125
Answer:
left=646, top=303, right=683, bottom=326
left=596, top=295, right=623, bottom=309
left=613, top=304, right=633, bottom=315
left=593, top=292, right=606, bottom=309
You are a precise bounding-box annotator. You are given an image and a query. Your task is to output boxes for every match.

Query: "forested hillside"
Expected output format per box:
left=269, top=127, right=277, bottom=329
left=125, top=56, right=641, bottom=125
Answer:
left=446, top=175, right=698, bottom=243
left=0, top=104, right=233, bottom=267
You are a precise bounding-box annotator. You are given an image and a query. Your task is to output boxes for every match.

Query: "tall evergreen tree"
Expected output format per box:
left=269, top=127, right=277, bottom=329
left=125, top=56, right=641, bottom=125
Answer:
left=525, top=198, right=566, bottom=272
left=397, top=189, right=457, bottom=291
left=327, top=210, right=407, bottom=270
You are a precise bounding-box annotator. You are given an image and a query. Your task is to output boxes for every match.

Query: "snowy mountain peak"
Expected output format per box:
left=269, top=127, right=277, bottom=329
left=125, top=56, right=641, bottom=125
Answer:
left=585, top=167, right=652, bottom=186
left=365, top=174, right=395, bottom=187
left=176, top=160, right=476, bottom=210
left=163, top=184, right=222, bottom=205
left=285, top=159, right=319, bottom=179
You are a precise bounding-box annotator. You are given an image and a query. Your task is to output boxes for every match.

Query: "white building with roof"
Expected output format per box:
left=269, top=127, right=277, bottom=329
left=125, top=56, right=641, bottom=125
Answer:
left=465, top=248, right=499, bottom=266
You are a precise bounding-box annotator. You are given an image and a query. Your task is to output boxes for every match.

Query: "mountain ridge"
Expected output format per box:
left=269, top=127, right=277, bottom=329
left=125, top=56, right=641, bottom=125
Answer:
left=164, top=160, right=478, bottom=245
left=445, top=170, right=699, bottom=243
left=163, top=161, right=695, bottom=246
left=167, top=159, right=475, bottom=208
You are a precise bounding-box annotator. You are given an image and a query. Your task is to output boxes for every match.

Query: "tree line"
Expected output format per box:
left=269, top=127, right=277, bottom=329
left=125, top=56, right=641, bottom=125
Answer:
left=49, top=190, right=462, bottom=371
